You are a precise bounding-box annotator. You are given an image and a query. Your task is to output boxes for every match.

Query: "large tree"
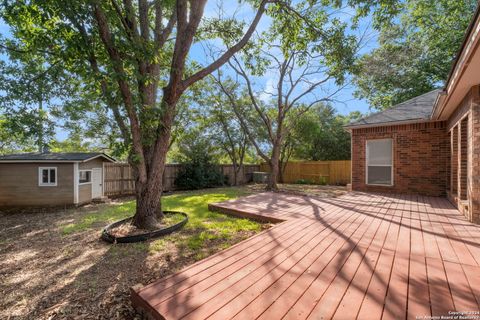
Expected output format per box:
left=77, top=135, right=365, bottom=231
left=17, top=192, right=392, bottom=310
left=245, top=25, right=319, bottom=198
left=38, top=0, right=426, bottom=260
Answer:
left=198, top=76, right=252, bottom=186
left=1, top=0, right=401, bottom=228
left=1, top=0, right=277, bottom=229
left=353, top=0, right=478, bottom=110
left=0, top=49, right=70, bottom=151
left=216, top=5, right=359, bottom=190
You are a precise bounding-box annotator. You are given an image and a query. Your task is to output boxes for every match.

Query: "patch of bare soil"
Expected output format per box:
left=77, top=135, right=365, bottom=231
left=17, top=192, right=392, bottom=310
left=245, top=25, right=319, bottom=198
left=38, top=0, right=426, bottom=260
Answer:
left=246, top=183, right=348, bottom=198
left=0, top=201, right=260, bottom=319
left=108, top=213, right=183, bottom=238
left=108, top=222, right=156, bottom=237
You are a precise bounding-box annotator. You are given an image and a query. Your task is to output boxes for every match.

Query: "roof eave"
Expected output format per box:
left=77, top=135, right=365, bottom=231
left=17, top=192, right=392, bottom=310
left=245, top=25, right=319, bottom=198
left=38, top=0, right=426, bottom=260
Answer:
left=0, top=153, right=117, bottom=163
left=81, top=153, right=116, bottom=163
left=0, top=160, right=80, bottom=163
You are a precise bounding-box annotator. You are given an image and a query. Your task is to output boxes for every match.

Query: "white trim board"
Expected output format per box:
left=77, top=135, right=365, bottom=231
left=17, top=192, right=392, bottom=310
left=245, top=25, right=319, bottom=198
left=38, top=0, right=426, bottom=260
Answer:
left=74, top=163, right=79, bottom=204
left=78, top=169, right=93, bottom=185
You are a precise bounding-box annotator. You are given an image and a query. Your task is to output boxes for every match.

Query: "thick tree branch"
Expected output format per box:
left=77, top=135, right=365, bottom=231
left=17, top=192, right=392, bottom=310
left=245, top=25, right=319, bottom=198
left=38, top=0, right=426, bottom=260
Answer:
left=92, top=1, right=147, bottom=182
left=154, top=2, right=176, bottom=50
left=181, top=0, right=271, bottom=90
left=66, top=10, right=131, bottom=144
left=214, top=74, right=270, bottom=163
left=228, top=57, right=275, bottom=143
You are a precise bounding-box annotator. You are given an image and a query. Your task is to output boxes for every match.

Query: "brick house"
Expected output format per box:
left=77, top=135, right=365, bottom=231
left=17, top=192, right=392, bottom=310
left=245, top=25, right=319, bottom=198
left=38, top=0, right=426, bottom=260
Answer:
left=345, top=5, right=480, bottom=223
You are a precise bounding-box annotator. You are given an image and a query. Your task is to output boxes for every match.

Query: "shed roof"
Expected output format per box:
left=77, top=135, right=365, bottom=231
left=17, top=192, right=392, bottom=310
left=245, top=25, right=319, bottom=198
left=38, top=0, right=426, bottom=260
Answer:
left=0, top=152, right=116, bottom=162
left=345, top=89, right=441, bottom=129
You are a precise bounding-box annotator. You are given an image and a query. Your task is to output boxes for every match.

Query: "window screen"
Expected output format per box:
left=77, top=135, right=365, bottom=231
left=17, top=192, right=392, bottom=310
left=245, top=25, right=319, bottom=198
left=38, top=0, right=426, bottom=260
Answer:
left=366, top=139, right=393, bottom=185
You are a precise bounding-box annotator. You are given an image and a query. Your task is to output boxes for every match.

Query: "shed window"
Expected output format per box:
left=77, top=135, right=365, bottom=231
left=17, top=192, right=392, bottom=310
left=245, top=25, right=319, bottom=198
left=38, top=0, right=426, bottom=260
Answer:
left=366, top=139, right=393, bottom=186
left=79, top=170, right=92, bottom=184
left=39, top=167, right=57, bottom=186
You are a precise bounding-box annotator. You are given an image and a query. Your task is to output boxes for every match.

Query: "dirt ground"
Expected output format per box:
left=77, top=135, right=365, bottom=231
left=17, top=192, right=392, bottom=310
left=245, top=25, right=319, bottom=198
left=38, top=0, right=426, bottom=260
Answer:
left=0, top=184, right=347, bottom=319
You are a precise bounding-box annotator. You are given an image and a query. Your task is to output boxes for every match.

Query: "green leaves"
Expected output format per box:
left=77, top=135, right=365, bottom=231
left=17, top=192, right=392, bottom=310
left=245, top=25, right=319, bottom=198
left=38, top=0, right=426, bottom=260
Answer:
left=288, top=103, right=355, bottom=161
left=353, top=0, right=477, bottom=110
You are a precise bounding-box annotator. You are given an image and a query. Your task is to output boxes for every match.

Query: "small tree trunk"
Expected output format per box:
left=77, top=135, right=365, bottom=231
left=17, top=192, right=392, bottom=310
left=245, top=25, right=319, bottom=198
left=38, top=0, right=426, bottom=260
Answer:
left=278, top=160, right=284, bottom=183
left=267, top=144, right=281, bottom=191
left=232, top=159, right=239, bottom=186
left=233, top=169, right=238, bottom=186
left=267, top=160, right=279, bottom=191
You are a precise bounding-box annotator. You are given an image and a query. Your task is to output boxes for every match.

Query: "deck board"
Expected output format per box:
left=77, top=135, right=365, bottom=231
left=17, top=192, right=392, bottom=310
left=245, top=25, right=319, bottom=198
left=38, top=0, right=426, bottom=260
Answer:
left=131, top=192, right=480, bottom=320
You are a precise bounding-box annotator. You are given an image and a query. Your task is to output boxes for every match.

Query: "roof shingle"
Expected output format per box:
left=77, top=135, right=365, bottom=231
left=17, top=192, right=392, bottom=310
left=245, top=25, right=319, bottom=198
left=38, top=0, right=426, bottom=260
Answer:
left=0, top=152, right=115, bottom=162
left=346, top=89, right=441, bottom=128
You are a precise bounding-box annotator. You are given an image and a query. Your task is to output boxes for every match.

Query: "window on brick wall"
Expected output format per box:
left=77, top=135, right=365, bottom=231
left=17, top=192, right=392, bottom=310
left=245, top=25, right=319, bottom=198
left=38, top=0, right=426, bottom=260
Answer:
left=366, top=139, right=393, bottom=186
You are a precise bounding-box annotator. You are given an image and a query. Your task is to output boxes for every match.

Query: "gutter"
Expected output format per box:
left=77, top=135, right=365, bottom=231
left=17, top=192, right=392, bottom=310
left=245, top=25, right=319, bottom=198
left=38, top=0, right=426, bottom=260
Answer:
left=343, top=118, right=433, bottom=131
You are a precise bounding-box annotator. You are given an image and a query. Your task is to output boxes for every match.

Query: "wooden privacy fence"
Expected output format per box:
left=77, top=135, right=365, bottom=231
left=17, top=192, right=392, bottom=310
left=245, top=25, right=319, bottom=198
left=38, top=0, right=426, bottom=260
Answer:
left=259, top=160, right=351, bottom=185
left=103, top=163, right=260, bottom=197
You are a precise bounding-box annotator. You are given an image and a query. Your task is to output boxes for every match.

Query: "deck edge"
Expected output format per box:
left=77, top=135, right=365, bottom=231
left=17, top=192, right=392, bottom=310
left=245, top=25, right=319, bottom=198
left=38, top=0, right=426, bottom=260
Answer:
left=130, top=284, right=165, bottom=320
left=208, top=203, right=285, bottom=223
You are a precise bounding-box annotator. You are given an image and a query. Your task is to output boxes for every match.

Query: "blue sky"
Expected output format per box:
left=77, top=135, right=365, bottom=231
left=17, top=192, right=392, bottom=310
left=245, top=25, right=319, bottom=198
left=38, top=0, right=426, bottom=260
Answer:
left=0, top=1, right=376, bottom=142
left=198, top=1, right=376, bottom=115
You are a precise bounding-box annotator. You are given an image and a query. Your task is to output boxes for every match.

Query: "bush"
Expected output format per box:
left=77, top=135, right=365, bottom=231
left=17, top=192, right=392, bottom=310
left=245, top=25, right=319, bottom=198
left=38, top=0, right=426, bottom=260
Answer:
left=295, top=179, right=313, bottom=185
left=294, top=176, right=328, bottom=185
left=174, top=135, right=226, bottom=190
left=175, top=162, right=225, bottom=190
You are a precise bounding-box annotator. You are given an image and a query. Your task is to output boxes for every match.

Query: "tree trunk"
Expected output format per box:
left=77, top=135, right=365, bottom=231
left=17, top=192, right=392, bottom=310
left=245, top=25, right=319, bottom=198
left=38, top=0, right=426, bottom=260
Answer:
left=131, top=94, right=176, bottom=229
left=232, top=159, right=238, bottom=186
left=132, top=179, right=163, bottom=229
left=278, top=164, right=283, bottom=183
left=267, top=144, right=281, bottom=191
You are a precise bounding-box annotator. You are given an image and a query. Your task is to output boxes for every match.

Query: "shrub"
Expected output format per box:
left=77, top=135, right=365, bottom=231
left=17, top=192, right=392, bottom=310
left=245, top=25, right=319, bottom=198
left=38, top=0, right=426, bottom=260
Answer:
left=175, top=162, right=225, bottom=190
left=174, top=135, right=226, bottom=190
left=295, top=179, right=313, bottom=185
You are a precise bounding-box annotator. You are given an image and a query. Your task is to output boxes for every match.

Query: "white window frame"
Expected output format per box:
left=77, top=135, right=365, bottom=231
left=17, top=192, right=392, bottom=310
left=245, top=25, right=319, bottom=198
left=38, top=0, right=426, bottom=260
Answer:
left=79, top=170, right=93, bottom=185
left=38, top=167, right=58, bottom=187
left=366, top=139, right=394, bottom=186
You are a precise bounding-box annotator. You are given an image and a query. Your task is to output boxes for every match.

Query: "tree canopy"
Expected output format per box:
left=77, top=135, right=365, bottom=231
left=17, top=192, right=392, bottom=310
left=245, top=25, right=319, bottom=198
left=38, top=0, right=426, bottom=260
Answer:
left=289, top=104, right=360, bottom=161
left=353, top=0, right=478, bottom=110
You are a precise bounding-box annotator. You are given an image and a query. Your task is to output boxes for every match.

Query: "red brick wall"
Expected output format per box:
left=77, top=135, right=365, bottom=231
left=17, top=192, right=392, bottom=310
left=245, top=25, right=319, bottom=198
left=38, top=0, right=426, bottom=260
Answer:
left=469, top=86, right=480, bottom=223
left=445, top=85, right=480, bottom=223
left=351, top=121, right=448, bottom=196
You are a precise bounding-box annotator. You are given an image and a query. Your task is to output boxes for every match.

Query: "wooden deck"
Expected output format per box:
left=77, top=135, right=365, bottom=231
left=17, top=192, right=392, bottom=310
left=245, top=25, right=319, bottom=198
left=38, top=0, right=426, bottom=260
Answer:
left=131, top=192, right=480, bottom=319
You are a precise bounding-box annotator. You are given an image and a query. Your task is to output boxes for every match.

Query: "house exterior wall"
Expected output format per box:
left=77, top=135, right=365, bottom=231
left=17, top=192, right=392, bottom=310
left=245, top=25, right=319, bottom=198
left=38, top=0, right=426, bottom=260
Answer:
left=351, top=122, right=448, bottom=196
left=79, top=158, right=104, bottom=170
left=470, top=87, right=480, bottom=223
left=78, top=184, right=92, bottom=204
left=0, top=163, right=74, bottom=206
left=78, top=158, right=105, bottom=204
left=443, top=85, right=480, bottom=223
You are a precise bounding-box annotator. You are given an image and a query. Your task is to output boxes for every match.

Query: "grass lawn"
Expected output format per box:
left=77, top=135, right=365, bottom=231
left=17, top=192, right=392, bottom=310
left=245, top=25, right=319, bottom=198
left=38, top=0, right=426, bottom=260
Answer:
left=0, top=186, right=268, bottom=320
left=60, top=187, right=261, bottom=258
